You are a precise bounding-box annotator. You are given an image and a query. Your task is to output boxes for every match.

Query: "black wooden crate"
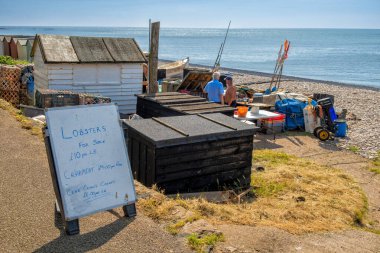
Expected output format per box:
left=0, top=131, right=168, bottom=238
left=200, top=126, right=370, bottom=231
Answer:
left=136, top=92, right=235, bottom=118
left=123, top=113, right=258, bottom=193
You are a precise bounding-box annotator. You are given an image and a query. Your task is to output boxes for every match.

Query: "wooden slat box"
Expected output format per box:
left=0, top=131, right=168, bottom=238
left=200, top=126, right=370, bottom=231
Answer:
left=123, top=113, right=258, bottom=193
left=136, top=92, right=235, bottom=118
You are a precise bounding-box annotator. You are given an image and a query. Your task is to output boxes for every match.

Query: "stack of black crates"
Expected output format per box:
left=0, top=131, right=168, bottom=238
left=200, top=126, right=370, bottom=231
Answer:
left=123, top=113, right=257, bottom=194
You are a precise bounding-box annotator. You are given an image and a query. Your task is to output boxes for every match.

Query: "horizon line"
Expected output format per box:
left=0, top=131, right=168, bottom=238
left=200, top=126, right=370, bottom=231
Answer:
left=1, top=25, right=380, bottom=30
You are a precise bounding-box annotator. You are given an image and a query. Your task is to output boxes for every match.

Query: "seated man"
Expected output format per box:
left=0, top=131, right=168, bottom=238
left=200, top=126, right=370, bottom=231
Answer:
left=204, top=72, right=224, bottom=104
left=224, top=76, right=237, bottom=107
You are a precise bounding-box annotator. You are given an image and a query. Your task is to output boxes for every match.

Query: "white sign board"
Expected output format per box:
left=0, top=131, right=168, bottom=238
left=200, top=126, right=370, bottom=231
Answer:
left=46, top=104, right=136, bottom=220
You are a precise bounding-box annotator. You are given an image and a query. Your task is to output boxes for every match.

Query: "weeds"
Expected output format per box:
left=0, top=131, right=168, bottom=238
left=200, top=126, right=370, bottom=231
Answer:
left=0, top=99, right=43, bottom=138
left=368, top=151, right=380, bottom=175
left=348, top=145, right=360, bottom=153
left=0, top=55, right=29, bottom=65
left=187, top=232, right=224, bottom=253
left=251, top=175, right=287, bottom=197
left=167, top=214, right=201, bottom=235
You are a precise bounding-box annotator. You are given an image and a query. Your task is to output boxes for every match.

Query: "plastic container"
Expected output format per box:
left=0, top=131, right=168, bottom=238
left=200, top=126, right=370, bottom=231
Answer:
left=303, top=99, right=320, bottom=133
left=334, top=119, right=347, bottom=137
left=251, top=106, right=259, bottom=115
left=259, top=113, right=285, bottom=134
left=236, top=106, right=248, bottom=117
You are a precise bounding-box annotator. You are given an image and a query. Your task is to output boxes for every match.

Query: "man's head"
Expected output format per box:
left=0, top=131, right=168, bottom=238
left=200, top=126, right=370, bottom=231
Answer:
left=225, top=76, right=233, bottom=86
left=212, top=71, right=221, bottom=80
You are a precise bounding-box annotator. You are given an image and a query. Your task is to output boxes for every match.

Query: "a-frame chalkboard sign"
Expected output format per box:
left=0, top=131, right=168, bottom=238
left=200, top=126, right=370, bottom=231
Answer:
left=44, top=104, right=136, bottom=235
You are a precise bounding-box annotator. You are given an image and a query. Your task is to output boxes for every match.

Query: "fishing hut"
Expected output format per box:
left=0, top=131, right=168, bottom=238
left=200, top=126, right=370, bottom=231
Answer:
left=136, top=92, right=235, bottom=118
left=0, top=36, right=4, bottom=56
left=31, top=34, right=147, bottom=114
left=123, top=113, right=257, bottom=193
left=26, top=39, right=34, bottom=62
left=2, top=36, right=11, bottom=56
left=16, top=39, right=28, bottom=61
left=9, top=37, right=19, bottom=59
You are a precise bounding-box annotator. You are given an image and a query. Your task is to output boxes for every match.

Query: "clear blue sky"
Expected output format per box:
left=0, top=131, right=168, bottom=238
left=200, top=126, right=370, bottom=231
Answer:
left=1, top=0, right=379, bottom=28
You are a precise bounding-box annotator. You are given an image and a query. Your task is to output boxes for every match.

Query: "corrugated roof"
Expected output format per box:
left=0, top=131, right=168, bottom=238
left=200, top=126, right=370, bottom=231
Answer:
left=31, top=34, right=147, bottom=64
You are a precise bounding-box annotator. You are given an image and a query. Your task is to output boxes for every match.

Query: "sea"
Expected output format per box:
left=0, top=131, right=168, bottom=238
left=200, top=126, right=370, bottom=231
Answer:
left=1, top=26, right=380, bottom=88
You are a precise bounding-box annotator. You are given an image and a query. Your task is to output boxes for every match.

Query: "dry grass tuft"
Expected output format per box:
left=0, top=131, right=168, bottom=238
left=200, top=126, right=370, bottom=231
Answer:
left=0, top=99, right=43, bottom=138
left=137, top=150, right=368, bottom=234
left=368, top=151, right=380, bottom=175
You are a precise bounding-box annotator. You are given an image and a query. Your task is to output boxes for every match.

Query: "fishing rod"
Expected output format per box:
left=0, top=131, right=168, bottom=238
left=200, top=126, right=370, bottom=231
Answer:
left=213, top=20, right=231, bottom=70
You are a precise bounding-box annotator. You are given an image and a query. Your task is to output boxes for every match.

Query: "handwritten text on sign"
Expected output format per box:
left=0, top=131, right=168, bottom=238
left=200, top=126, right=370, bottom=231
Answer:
left=46, top=104, right=135, bottom=220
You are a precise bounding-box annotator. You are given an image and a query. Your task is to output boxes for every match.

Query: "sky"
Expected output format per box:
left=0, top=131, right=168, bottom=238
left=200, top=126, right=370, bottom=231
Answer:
left=0, top=0, right=379, bottom=28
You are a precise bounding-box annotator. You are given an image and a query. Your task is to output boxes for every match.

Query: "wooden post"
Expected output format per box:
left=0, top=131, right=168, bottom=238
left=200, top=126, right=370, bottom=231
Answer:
left=148, top=21, right=160, bottom=94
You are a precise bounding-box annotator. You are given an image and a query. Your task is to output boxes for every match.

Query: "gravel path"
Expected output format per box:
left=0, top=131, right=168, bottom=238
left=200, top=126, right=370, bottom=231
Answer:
left=0, top=108, right=191, bottom=253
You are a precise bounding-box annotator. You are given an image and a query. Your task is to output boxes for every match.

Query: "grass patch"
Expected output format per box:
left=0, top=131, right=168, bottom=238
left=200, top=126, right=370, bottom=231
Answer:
left=187, top=232, right=224, bottom=253
left=251, top=174, right=287, bottom=197
left=0, top=55, right=29, bottom=65
left=348, top=145, right=360, bottom=153
left=0, top=99, right=43, bottom=138
left=137, top=149, right=368, bottom=235
left=368, top=151, right=380, bottom=175
left=362, top=227, right=380, bottom=235
left=253, top=150, right=291, bottom=165
left=167, top=215, right=201, bottom=235
left=369, top=168, right=380, bottom=174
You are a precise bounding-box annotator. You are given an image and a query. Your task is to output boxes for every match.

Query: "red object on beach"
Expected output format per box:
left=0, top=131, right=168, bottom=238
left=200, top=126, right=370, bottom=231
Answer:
left=270, top=113, right=285, bottom=121
left=283, top=40, right=290, bottom=60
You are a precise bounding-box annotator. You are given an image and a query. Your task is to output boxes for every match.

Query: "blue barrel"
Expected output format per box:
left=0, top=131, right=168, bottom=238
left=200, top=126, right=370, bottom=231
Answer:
left=335, top=119, right=347, bottom=137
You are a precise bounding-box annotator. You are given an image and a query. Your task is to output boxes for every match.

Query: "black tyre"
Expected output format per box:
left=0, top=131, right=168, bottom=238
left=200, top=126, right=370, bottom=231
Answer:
left=313, top=127, right=323, bottom=137
left=317, top=129, right=330, bottom=141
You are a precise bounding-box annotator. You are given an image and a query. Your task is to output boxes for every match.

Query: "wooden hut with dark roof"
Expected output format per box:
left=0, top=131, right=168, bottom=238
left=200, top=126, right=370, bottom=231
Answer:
left=2, top=36, right=11, bottom=56
left=0, top=36, right=4, bottom=55
left=26, top=39, right=34, bottom=62
left=31, top=34, right=147, bottom=114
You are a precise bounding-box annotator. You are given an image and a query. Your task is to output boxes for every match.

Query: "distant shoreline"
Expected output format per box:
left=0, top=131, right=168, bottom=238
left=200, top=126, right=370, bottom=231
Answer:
left=160, top=59, right=380, bottom=92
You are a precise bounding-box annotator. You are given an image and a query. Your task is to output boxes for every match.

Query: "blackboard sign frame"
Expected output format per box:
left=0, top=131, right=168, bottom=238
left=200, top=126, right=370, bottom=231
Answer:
left=44, top=103, right=137, bottom=235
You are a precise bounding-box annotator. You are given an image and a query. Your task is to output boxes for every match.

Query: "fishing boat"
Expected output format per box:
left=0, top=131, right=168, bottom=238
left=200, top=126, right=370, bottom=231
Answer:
left=158, top=57, right=189, bottom=78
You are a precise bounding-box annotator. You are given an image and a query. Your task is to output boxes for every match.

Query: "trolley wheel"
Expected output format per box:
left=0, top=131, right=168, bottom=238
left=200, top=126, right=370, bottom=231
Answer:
left=313, top=127, right=323, bottom=137
left=317, top=129, right=330, bottom=141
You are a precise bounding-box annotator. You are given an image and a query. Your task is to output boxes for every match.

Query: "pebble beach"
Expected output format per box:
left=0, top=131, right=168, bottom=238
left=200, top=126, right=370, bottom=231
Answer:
left=229, top=70, right=380, bottom=159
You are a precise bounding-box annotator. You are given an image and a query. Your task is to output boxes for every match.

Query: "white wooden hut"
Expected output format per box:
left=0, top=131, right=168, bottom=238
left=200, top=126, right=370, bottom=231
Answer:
left=0, top=36, right=4, bottom=56
left=16, top=39, right=28, bottom=60
left=31, top=34, right=147, bottom=114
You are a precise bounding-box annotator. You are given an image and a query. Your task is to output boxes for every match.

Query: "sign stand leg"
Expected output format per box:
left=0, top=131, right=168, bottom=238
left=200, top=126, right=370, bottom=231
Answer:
left=123, top=203, right=137, bottom=217
left=54, top=200, right=80, bottom=235
left=65, top=219, right=80, bottom=235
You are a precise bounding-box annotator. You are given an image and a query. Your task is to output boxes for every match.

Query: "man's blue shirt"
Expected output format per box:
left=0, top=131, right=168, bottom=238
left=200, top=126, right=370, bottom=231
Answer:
left=204, top=79, right=224, bottom=102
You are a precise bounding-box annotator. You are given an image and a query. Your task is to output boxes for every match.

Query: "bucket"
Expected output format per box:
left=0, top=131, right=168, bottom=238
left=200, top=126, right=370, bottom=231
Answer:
left=236, top=106, right=248, bottom=117
left=334, top=119, right=347, bottom=137
left=251, top=106, right=259, bottom=115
